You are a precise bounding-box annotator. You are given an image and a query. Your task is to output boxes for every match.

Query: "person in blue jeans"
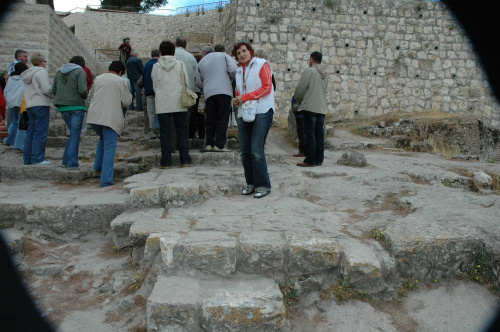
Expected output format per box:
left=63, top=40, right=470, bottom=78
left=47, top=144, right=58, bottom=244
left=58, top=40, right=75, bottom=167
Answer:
left=125, top=50, right=144, bottom=112
left=294, top=51, right=329, bottom=167
left=2, top=62, right=28, bottom=151
left=233, top=42, right=275, bottom=198
left=20, top=52, right=54, bottom=165
left=52, top=56, right=88, bottom=170
left=87, top=61, right=132, bottom=187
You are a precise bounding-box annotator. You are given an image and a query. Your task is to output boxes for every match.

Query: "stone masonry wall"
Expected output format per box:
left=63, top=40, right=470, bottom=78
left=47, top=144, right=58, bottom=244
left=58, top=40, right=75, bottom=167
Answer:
left=213, top=1, right=238, bottom=52
left=0, top=3, right=98, bottom=79
left=63, top=9, right=224, bottom=60
left=233, top=0, right=499, bottom=127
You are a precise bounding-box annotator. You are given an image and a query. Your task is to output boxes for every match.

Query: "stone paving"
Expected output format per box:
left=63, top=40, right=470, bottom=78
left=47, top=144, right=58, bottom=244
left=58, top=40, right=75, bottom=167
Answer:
left=0, top=112, right=499, bottom=331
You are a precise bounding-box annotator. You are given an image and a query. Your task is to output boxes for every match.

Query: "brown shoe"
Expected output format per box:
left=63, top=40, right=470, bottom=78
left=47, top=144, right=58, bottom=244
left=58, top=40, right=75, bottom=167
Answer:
left=297, top=162, right=314, bottom=167
left=293, top=152, right=305, bottom=157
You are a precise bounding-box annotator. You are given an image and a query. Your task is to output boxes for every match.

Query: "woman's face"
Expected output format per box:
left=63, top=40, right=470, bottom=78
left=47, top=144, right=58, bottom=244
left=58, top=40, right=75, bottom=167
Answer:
left=236, top=45, right=252, bottom=65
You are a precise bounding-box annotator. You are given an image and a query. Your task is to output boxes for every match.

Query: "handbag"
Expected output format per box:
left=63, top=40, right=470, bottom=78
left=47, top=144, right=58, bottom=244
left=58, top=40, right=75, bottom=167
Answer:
left=240, top=100, right=258, bottom=122
left=179, top=62, right=197, bottom=108
left=19, top=110, right=28, bottom=130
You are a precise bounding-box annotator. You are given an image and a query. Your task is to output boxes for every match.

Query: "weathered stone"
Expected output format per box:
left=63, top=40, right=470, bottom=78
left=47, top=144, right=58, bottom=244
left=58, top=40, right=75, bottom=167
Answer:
left=130, top=186, right=163, bottom=207
left=180, top=231, right=237, bottom=276
left=201, top=278, right=285, bottom=332
left=286, top=233, right=340, bottom=276
left=129, top=218, right=190, bottom=247
left=162, top=182, right=202, bottom=208
left=339, top=239, right=383, bottom=293
left=473, top=171, right=492, bottom=189
left=337, top=150, right=368, bottom=167
left=147, top=276, right=201, bottom=332
left=412, top=142, right=434, bottom=152
left=31, top=264, right=63, bottom=276
left=237, top=231, right=285, bottom=275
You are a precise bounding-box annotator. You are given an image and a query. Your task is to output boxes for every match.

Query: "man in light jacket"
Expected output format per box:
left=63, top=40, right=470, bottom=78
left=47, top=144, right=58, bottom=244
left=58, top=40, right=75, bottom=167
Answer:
left=21, top=52, right=54, bottom=165
left=152, top=40, right=192, bottom=169
left=87, top=60, right=132, bottom=187
left=294, top=51, right=328, bottom=167
left=196, top=45, right=236, bottom=151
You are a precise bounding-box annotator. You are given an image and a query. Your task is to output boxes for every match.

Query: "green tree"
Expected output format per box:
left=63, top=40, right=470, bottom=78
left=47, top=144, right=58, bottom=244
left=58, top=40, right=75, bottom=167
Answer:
left=100, top=0, right=168, bottom=13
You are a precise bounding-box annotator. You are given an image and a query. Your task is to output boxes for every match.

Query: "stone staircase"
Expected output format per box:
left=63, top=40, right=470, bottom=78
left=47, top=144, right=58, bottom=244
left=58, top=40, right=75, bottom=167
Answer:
left=1, top=111, right=499, bottom=331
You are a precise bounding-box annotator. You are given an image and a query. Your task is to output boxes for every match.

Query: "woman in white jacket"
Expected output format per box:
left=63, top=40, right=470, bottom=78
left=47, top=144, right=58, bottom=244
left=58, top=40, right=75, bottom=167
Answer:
left=2, top=62, right=28, bottom=151
left=232, top=42, right=275, bottom=198
left=152, top=40, right=192, bottom=168
left=20, top=52, right=54, bottom=165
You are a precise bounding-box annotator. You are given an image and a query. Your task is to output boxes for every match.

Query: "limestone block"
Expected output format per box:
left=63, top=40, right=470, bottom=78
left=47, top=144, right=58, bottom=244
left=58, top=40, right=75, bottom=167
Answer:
left=163, top=182, right=201, bottom=208
left=201, top=278, right=285, bottom=331
left=130, top=186, right=162, bottom=207
left=129, top=218, right=190, bottom=247
left=147, top=276, right=201, bottom=332
left=111, top=209, right=164, bottom=249
left=0, top=204, right=27, bottom=227
left=237, top=232, right=285, bottom=275
left=285, top=233, right=340, bottom=276
left=180, top=231, right=237, bottom=276
left=473, top=171, right=492, bottom=189
left=339, top=239, right=383, bottom=293
left=160, top=233, right=184, bottom=266
left=337, top=149, right=368, bottom=167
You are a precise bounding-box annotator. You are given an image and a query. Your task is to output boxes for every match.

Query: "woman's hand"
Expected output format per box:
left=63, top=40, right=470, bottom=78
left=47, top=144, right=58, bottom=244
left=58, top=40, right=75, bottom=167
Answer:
left=233, top=96, right=242, bottom=106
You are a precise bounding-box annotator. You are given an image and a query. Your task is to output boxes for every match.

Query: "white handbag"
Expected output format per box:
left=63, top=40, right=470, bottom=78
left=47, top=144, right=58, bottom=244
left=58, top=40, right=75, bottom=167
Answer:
left=240, top=100, right=258, bottom=122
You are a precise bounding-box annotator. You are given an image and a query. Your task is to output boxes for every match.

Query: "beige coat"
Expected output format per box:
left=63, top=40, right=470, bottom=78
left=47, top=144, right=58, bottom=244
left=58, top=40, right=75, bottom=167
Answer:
left=152, top=55, right=188, bottom=114
left=87, top=73, right=132, bottom=135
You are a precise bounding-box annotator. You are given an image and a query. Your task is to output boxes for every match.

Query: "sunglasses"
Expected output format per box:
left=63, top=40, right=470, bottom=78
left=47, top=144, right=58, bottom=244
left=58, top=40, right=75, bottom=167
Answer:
left=233, top=41, right=246, bottom=49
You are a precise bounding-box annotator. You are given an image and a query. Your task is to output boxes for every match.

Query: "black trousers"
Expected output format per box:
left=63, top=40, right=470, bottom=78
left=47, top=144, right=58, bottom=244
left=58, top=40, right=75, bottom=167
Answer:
left=205, top=94, right=231, bottom=148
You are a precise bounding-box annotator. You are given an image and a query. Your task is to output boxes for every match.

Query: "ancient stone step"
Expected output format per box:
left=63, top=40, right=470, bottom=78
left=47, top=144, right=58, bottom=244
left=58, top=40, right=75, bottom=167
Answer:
left=45, top=135, right=100, bottom=148
left=0, top=163, right=140, bottom=183
left=147, top=137, right=240, bottom=150
left=147, top=276, right=285, bottom=331
left=0, top=181, right=129, bottom=236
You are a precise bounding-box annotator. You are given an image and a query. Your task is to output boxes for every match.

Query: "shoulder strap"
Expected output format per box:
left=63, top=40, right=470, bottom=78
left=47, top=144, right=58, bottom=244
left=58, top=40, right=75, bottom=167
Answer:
left=179, top=61, right=188, bottom=88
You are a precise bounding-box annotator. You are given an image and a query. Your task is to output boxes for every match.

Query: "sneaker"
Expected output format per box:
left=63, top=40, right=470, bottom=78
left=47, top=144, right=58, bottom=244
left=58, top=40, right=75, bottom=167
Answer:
left=205, top=145, right=214, bottom=151
left=149, top=135, right=157, bottom=140
left=214, top=146, right=231, bottom=152
left=159, top=165, right=171, bottom=169
left=60, top=164, right=67, bottom=168
left=34, top=160, right=51, bottom=165
left=296, top=162, right=314, bottom=167
left=181, top=164, right=192, bottom=168
left=67, top=166, right=80, bottom=171
left=2, top=142, right=11, bottom=146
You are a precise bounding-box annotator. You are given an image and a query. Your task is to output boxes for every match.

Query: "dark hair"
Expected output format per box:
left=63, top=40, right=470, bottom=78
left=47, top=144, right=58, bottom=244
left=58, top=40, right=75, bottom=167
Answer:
left=214, top=44, right=225, bottom=52
left=194, top=54, right=203, bottom=63
left=233, top=42, right=254, bottom=63
left=159, top=41, right=175, bottom=56
left=14, top=49, right=27, bottom=59
left=151, top=49, right=160, bottom=58
left=310, top=51, right=322, bottom=64
left=70, top=55, right=85, bottom=68
left=108, top=60, right=126, bottom=74
left=175, top=36, right=187, bottom=49
left=12, top=62, right=29, bottom=76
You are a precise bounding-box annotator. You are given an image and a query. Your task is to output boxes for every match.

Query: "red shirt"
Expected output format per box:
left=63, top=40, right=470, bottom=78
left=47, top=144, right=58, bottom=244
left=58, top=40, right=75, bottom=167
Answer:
left=84, top=66, right=93, bottom=92
left=236, top=62, right=273, bottom=102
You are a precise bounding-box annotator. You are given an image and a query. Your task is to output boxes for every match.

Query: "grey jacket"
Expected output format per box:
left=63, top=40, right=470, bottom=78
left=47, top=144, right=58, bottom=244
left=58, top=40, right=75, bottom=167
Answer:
left=196, top=52, right=236, bottom=100
left=294, top=64, right=328, bottom=114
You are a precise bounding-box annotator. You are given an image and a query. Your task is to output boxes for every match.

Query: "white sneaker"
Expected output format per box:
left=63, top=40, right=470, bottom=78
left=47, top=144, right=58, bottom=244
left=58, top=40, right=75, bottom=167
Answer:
left=205, top=145, right=214, bottom=151
left=34, top=160, right=51, bottom=165
left=214, top=146, right=230, bottom=152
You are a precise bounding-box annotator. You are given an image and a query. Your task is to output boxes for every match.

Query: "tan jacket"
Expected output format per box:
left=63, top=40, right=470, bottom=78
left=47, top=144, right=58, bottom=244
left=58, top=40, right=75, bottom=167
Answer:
left=152, top=55, right=188, bottom=114
left=87, top=73, right=132, bottom=135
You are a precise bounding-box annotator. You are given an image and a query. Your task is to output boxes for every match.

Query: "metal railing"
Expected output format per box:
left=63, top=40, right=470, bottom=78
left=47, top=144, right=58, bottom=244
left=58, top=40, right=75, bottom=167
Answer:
left=65, top=1, right=231, bottom=16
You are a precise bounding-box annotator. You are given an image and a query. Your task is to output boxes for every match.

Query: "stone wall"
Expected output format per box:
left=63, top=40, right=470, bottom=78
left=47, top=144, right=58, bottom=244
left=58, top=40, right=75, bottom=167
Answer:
left=0, top=3, right=98, bottom=79
left=233, top=0, right=499, bottom=127
left=213, top=1, right=238, bottom=52
left=62, top=8, right=225, bottom=60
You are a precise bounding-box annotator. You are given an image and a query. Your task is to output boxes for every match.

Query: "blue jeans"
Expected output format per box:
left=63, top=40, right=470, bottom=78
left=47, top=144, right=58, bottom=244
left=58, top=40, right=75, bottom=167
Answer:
left=91, top=124, right=118, bottom=187
left=238, top=109, right=273, bottom=191
left=61, top=110, right=85, bottom=168
left=129, top=81, right=143, bottom=111
left=23, top=106, right=50, bottom=165
left=157, top=112, right=191, bottom=166
left=3, top=106, right=26, bottom=150
left=302, top=110, right=325, bottom=166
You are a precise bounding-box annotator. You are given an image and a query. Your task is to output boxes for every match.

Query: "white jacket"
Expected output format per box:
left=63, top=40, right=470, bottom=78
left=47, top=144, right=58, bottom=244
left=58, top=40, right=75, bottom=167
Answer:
left=152, top=56, right=188, bottom=114
left=21, top=66, right=53, bottom=108
left=235, top=57, right=275, bottom=116
left=3, top=75, right=24, bottom=108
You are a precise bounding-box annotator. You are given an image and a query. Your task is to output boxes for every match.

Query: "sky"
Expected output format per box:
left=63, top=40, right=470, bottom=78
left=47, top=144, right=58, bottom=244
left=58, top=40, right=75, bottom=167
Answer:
left=53, top=1, right=210, bottom=12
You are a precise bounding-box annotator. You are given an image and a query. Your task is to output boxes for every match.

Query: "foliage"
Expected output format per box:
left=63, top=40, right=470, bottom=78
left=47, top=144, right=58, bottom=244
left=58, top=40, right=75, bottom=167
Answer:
left=100, top=0, right=168, bottom=13
left=279, top=282, right=298, bottom=306
left=320, top=280, right=372, bottom=303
